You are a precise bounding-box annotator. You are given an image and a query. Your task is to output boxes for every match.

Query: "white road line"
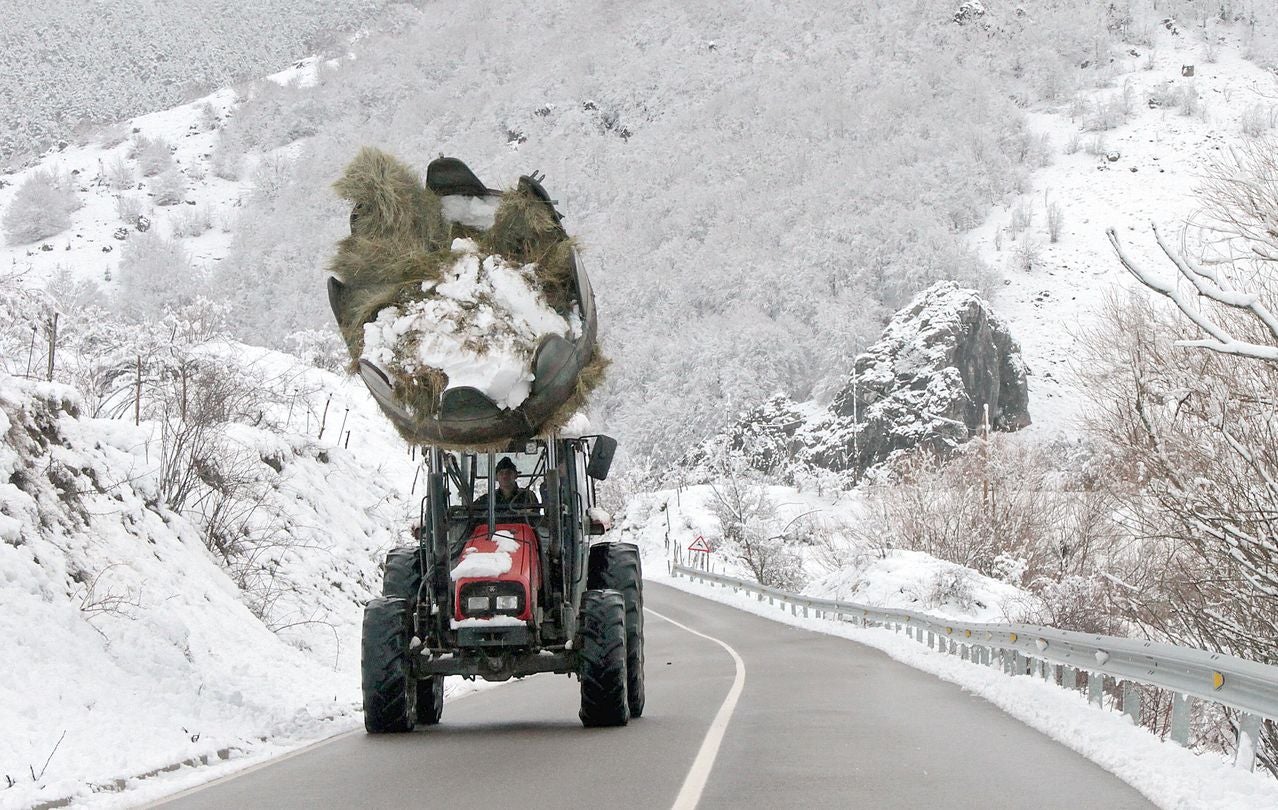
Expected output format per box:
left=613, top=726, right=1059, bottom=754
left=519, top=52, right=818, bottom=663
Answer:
left=647, top=607, right=747, bottom=810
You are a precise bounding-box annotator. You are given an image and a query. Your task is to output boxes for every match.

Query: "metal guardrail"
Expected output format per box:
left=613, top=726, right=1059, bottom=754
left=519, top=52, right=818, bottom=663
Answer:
left=671, top=564, right=1277, bottom=771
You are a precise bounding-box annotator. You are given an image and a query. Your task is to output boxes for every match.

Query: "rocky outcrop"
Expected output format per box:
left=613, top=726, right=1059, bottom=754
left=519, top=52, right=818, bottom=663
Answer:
left=809, top=280, right=1029, bottom=475
left=695, top=281, right=1030, bottom=482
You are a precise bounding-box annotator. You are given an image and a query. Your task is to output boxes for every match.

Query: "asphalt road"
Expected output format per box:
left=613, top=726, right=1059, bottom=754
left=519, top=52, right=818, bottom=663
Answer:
left=154, top=582, right=1153, bottom=809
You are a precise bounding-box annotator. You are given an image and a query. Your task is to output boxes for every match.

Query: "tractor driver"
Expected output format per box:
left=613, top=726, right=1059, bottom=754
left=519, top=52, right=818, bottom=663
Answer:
left=476, top=456, right=540, bottom=511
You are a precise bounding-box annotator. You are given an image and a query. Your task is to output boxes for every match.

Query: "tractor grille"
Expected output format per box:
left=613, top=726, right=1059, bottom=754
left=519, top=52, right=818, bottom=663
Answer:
left=459, top=581, right=525, bottom=618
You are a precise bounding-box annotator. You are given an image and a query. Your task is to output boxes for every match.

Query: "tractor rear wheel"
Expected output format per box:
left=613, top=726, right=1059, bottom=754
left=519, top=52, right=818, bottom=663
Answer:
left=578, top=589, right=629, bottom=727
left=415, top=676, right=444, bottom=725
left=588, top=542, right=645, bottom=717
left=382, top=547, right=423, bottom=600
left=361, top=597, right=416, bottom=733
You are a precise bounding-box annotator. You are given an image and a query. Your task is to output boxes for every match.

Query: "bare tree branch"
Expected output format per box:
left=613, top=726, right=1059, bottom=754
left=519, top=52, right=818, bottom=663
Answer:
left=1108, top=224, right=1278, bottom=362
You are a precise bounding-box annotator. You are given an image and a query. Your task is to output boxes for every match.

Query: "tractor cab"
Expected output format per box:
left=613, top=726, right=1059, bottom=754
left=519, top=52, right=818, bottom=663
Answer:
left=418, top=436, right=616, bottom=652
left=363, top=432, right=641, bottom=731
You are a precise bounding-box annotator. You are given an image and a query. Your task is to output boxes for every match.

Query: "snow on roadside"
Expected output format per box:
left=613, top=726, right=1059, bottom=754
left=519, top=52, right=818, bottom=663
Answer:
left=657, top=573, right=1278, bottom=810
left=612, top=483, right=1033, bottom=625
left=0, top=349, right=501, bottom=809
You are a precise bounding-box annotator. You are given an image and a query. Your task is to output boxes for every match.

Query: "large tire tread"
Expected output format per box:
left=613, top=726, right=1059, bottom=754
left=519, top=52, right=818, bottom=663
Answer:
left=587, top=543, right=645, bottom=717
left=578, top=589, right=629, bottom=727
left=383, top=547, right=424, bottom=600
left=361, top=597, right=416, bottom=733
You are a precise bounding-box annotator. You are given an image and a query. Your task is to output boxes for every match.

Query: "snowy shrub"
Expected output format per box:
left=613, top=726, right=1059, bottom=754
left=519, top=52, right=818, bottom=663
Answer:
left=990, top=552, right=1027, bottom=586
left=1008, top=200, right=1033, bottom=234
left=1083, top=93, right=1128, bottom=131
left=197, top=101, right=221, bottom=132
left=115, top=193, right=148, bottom=226
left=133, top=135, right=173, bottom=177
left=1018, top=575, right=1124, bottom=635
left=1010, top=235, right=1042, bottom=271
left=210, top=130, right=246, bottom=181
left=1064, top=130, right=1081, bottom=154
left=1202, top=32, right=1221, bottom=64
left=0, top=271, right=56, bottom=376
left=114, top=232, right=203, bottom=320
left=1239, top=103, right=1276, bottom=137
left=1, top=169, right=82, bottom=245
left=170, top=205, right=213, bottom=238
left=45, top=267, right=106, bottom=312
left=925, top=567, right=976, bottom=612
left=105, top=155, right=136, bottom=190
left=250, top=153, right=294, bottom=203
left=1084, top=133, right=1107, bottom=156
left=850, top=434, right=1125, bottom=589
left=284, top=328, right=346, bottom=372
left=152, top=167, right=187, bottom=206
left=1045, top=197, right=1064, bottom=243
left=1178, top=84, right=1200, bottom=117
left=709, top=456, right=807, bottom=590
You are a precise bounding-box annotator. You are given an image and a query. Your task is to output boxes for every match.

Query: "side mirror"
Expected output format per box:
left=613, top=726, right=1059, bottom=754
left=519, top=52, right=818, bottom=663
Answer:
left=585, top=435, right=617, bottom=481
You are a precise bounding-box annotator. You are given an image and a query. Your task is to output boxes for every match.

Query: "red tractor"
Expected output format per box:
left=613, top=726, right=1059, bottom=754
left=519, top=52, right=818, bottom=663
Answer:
left=361, top=435, right=645, bottom=729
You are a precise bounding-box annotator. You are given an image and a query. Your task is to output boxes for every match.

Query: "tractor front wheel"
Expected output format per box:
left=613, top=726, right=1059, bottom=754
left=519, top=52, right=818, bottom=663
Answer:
left=588, top=542, right=645, bottom=717
left=382, top=547, right=423, bottom=600
left=361, top=597, right=416, bottom=733
left=578, top=589, right=630, bottom=727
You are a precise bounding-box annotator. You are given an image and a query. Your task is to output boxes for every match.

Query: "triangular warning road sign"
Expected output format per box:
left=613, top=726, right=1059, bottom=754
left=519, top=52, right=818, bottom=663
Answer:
left=687, top=535, right=712, bottom=553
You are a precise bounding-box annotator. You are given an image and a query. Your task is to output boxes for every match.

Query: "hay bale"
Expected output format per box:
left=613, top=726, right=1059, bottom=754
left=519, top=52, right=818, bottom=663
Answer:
left=326, top=149, right=606, bottom=441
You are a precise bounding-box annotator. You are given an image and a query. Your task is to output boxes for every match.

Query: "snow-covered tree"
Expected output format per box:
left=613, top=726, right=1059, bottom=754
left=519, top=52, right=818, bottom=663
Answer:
left=1, top=169, right=82, bottom=245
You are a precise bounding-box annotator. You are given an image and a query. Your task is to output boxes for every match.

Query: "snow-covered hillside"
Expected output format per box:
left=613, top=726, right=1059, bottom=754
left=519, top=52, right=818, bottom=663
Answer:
left=0, top=347, right=429, bottom=809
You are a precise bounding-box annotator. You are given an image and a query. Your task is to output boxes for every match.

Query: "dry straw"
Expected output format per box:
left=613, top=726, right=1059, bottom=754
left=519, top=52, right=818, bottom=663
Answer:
left=326, top=147, right=604, bottom=438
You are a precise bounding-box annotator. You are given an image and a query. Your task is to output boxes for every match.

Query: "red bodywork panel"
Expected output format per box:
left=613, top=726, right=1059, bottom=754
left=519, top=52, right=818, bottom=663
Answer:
left=452, top=523, right=540, bottom=623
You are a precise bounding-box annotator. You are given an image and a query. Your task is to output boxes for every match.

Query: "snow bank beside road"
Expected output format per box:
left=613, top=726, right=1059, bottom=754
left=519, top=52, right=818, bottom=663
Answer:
left=0, top=364, right=403, bottom=809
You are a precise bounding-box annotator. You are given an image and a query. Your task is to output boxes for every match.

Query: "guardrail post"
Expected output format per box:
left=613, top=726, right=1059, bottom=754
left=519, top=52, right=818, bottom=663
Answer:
left=1122, top=682, right=1142, bottom=725
left=802, top=605, right=809, bottom=618
left=790, top=603, right=797, bottom=616
left=1169, top=693, right=1191, bottom=746
left=1088, top=673, right=1104, bottom=708
left=1063, top=666, right=1077, bottom=691
left=1235, top=713, right=1262, bottom=771
left=927, top=630, right=935, bottom=649
left=1012, top=651, right=1024, bottom=676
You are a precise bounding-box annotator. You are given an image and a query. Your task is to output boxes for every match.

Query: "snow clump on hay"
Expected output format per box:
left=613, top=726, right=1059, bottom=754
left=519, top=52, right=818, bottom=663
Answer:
left=326, top=147, right=600, bottom=431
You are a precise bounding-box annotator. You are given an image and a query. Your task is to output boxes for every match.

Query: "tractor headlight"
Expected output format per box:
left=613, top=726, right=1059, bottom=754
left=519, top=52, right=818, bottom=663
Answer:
left=466, top=595, right=491, bottom=613
left=495, top=595, right=519, bottom=611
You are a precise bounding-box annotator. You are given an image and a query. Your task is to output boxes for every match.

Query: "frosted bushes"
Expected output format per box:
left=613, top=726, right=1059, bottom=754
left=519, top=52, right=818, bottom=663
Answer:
left=105, top=155, right=136, bottom=191
left=1, top=169, right=82, bottom=245
left=1240, top=103, right=1276, bottom=137
left=152, top=168, right=187, bottom=206
left=169, top=206, right=213, bottom=238
left=115, top=194, right=148, bottom=226
left=114, top=232, right=204, bottom=320
left=131, top=135, right=173, bottom=177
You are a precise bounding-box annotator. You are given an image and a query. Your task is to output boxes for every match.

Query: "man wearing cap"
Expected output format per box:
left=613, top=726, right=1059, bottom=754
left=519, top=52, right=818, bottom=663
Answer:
left=477, top=456, right=540, bottom=510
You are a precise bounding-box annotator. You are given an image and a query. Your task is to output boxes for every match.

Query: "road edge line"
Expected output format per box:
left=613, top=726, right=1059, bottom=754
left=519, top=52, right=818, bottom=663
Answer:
left=646, top=607, right=746, bottom=810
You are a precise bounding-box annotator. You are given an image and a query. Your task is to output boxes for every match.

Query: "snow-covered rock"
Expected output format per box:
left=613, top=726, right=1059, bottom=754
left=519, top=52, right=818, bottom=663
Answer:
left=695, top=282, right=1029, bottom=482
